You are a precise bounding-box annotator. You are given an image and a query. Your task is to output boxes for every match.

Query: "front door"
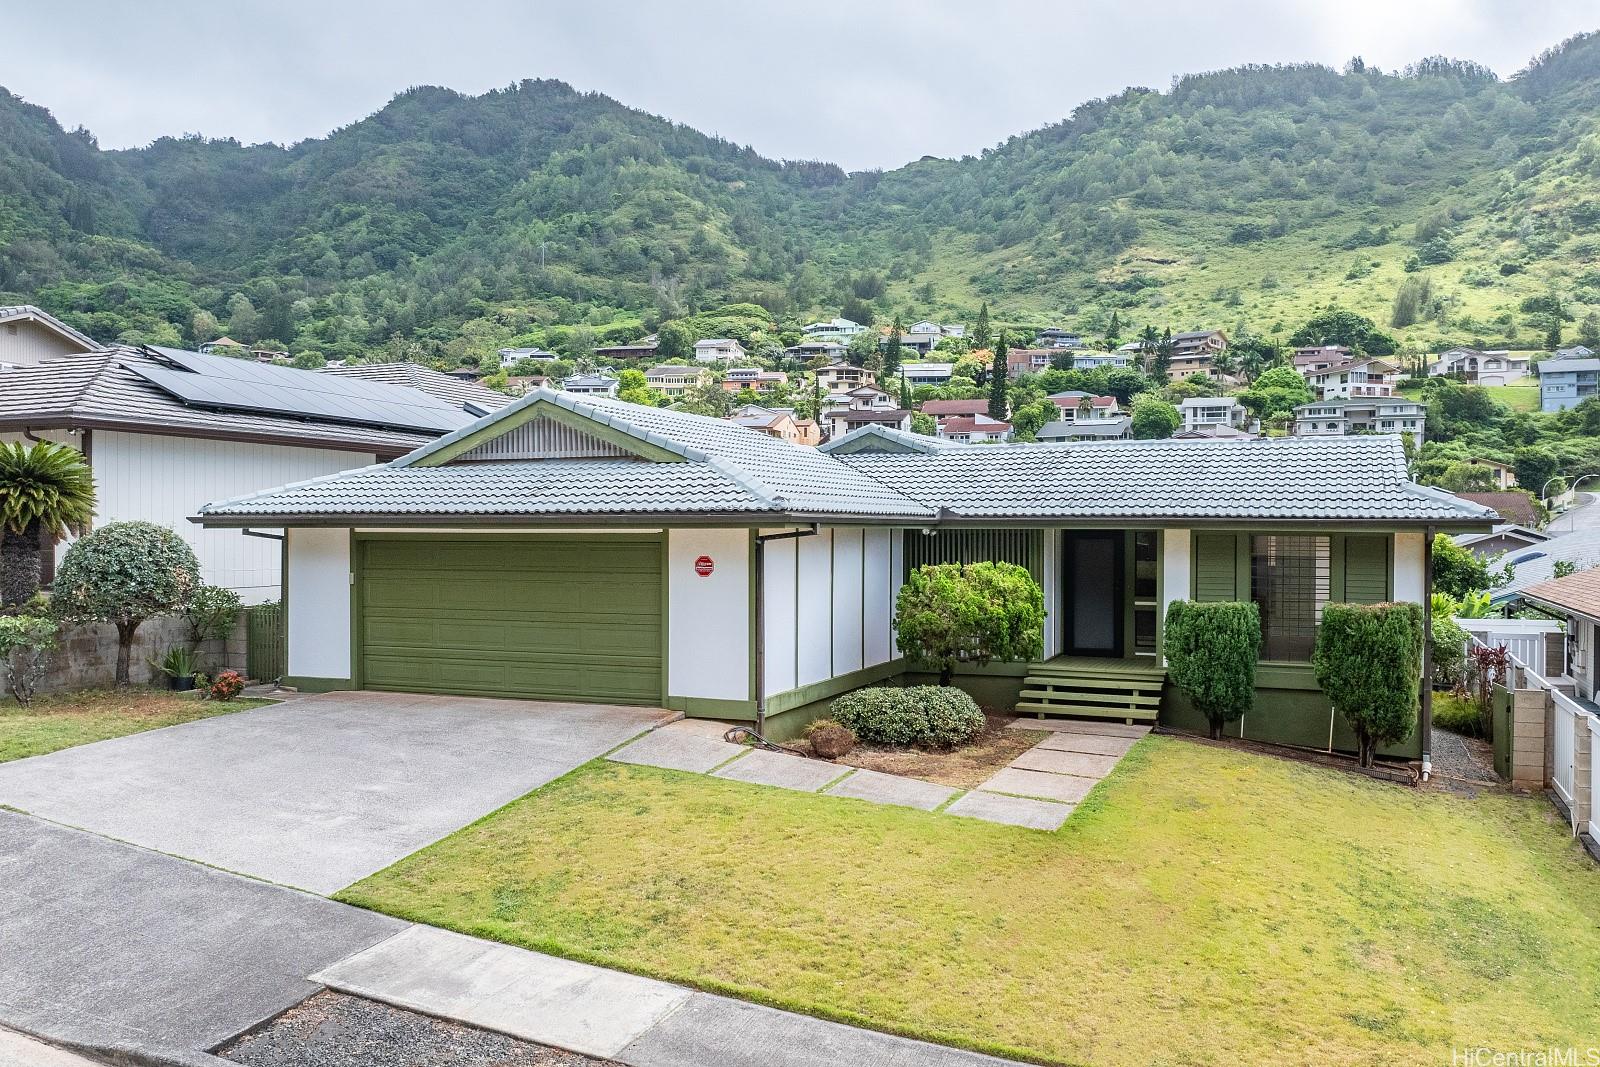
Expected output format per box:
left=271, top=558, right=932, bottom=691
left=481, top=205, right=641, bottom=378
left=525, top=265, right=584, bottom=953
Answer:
left=1062, top=532, right=1123, bottom=657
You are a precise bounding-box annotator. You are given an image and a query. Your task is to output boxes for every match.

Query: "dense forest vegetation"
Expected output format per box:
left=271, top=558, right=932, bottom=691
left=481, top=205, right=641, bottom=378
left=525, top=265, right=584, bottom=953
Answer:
left=4, top=31, right=1600, bottom=365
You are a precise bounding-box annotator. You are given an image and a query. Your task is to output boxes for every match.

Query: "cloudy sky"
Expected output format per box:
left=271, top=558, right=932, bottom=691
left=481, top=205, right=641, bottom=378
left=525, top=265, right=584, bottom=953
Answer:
left=7, top=1, right=1596, bottom=171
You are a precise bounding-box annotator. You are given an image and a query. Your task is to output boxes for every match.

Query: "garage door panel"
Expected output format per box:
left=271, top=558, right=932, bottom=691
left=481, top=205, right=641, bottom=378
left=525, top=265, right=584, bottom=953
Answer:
left=358, top=536, right=663, bottom=704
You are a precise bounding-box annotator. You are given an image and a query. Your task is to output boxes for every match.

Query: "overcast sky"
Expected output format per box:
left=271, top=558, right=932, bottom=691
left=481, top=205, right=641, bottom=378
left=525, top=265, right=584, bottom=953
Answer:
left=6, top=1, right=1596, bottom=171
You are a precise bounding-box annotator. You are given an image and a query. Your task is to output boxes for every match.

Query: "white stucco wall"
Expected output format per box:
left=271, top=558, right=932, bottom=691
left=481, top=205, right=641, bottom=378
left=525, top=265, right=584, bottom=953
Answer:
left=1393, top=530, right=1426, bottom=604
left=667, top=527, right=750, bottom=703
left=286, top=527, right=351, bottom=680
left=1160, top=528, right=1192, bottom=665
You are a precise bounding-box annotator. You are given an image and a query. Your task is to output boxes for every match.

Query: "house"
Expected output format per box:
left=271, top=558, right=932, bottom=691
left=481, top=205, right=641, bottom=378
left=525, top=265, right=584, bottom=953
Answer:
left=197, top=336, right=248, bottom=357
left=0, top=346, right=488, bottom=602
left=1518, top=567, right=1600, bottom=702
left=694, top=338, right=747, bottom=363
left=1292, top=398, right=1426, bottom=443
left=1537, top=356, right=1600, bottom=412
left=1172, top=424, right=1257, bottom=441
left=899, top=362, right=953, bottom=387
left=731, top=404, right=819, bottom=446
left=593, top=341, right=660, bottom=362
left=1006, top=349, right=1055, bottom=378
left=562, top=374, right=620, bottom=397
left=1464, top=457, right=1517, bottom=490
left=195, top=394, right=1491, bottom=764
left=1169, top=330, right=1228, bottom=377
left=729, top=408, right=804, bottom=445
left=1489, top=528, right=1600, bottom=608
left=784, top=341, right=849, bottom=362
left=1292, top=345, right=1353, bottom=374
left=722, top=367, right=788, bottom=393
left=908, top=320, right=964, bottom=338
left=645, top=365, right=711, bottom=397
left=497, top=347, right=559, bottom=368
left=1038, top=394, right=1132, bottom=441
left=883, top=331, right=942, bottom=356
left=821, top=385, right=908, bottom=438
left=919, top=399, right=990, bottom=431
left=1178, top=397, right=1251, bottom=435
left=1303, top=358, right=1400, bottom=400
left=1455, top=492, right=1542, bottom=529
left=1034, top=328, right=1083, bottom=349
left=1067, top=351, right=1132, bottom=372
left=504, top=376, right=550, bottom=396
left=937, top=415, right=1012, bottom=444
left=815, top=361, right=876, bottom=392
left=0, top=305, right=101, bottom=368
left=801, top=318, right=866, bottom=343
left=1430, top=348, right=1530, bottom=386
left=1454, top=524, right=1548, bottom=559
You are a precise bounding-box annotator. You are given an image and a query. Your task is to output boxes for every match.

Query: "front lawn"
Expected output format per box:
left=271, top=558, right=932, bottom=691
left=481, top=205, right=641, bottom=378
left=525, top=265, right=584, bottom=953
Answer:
left=338, top=736, right=1600, bottom=1066
left=0, top=688, right=273, bottom=763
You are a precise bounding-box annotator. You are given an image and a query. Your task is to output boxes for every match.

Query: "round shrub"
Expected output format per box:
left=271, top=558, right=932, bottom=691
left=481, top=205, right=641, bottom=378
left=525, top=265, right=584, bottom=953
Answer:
left=208, top=669, right=245, bottom=702
left=829, top=685, right=984, bottom=749
left=806, top=718, right=856, bottom=759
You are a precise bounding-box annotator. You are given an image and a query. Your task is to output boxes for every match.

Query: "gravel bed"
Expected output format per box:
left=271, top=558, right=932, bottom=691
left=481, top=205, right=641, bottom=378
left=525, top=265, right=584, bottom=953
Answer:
left=1429, top=726, right=1501, bottom=792
left=217, top=990, right=612, bottom=1067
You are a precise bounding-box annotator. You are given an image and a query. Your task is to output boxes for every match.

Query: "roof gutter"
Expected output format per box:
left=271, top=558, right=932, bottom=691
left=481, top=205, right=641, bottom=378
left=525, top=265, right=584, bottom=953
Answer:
left=753, top=525, right=819, bottom=736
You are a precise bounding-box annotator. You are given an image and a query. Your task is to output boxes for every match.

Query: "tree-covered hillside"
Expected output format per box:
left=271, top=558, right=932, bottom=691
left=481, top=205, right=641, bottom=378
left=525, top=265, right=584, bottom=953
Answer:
left=4, top=31, right=1600, bottom=361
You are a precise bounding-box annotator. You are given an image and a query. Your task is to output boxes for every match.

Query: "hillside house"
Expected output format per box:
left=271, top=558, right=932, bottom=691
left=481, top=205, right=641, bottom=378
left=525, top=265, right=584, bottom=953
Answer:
left=1034, top=328, right=1083, bottom=349
left=900, top=362, right=953, bottom=387
left=1038, top=394, right=1131, bottom=441
left=1169, top=330, right=1227, bottom=377
left=1293, top=398, right=1426, bottom=443
left=937, top=414, right=1012, bottom=443
left=694, top=338, right=748, bottom=363
left=1292, top=345, right=1353, bottom=373
left=561, top=374, right=620, bottom=397
left=497, top=347, right=560, bottom=368
left=1429, top=348, right=1529, bottom=386
left=645, top=365, right=711, bottom=397
left=1178, top=396, right=1252, bottom=435
left=722, top=367, right=788, bottom=393
left=919, top=399, right=990, bottom=431
left=1066, top=351, right=1132, bottom=372
left=593, top=340, right=660, bottom=361
left=815, top=361, right=875, bottom=392
left=1538, top=356, right=1600, bottom=412
left=784, top=341, right=849, bottom=362
left=1006, top=348, right=1055, bottom=378
left=1304, top=358, right=1400, bottom=400
left=801, top=318, right=866, bottom=343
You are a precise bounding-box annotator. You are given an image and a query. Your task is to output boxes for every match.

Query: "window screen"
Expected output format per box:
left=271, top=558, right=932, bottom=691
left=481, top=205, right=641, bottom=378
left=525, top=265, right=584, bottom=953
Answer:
left=1251, top=535, right=1330, bottom=661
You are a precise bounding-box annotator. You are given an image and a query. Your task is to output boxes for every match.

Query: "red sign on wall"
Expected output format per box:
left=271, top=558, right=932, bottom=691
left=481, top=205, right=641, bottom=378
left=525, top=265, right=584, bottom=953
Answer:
left=694, top=555, right=715, bottom=577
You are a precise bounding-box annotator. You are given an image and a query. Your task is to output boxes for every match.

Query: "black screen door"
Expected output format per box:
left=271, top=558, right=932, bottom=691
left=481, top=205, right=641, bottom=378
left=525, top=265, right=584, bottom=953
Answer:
left=1063, top=532, right=1123, bottom=657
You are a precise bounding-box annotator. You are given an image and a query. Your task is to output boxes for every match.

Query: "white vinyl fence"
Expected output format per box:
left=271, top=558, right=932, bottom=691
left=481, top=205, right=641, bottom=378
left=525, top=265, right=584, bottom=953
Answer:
left=1590, top=714, right=1600, bottom=843
left=1552, top=689, right=1582, bottom=812
left=1458, top=618, right=1564, bottom=679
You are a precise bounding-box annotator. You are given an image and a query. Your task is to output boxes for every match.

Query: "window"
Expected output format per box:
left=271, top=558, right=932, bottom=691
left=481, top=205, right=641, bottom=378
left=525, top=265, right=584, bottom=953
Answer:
left=1251, top=535, right=1330, bottom=661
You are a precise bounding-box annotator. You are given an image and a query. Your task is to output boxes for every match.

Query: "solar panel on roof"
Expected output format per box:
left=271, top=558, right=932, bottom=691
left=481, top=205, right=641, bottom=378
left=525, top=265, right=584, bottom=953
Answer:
left=130, top=348, right=478, bottom=435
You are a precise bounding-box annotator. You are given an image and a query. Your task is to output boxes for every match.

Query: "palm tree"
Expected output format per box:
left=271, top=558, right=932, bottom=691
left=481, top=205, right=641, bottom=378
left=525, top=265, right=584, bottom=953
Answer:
left=0, top=441, right=96, bottom=607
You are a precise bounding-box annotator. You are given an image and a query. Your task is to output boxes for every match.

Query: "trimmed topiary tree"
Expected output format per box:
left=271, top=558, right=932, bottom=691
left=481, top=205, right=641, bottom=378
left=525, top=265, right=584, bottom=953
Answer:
left=1313, top=602, right=1425, bottom=767
left=1164, top=600, right=1261, bottom=739
left=894, top=562, right=1044, bottom=686
left=52, top=521, right=201, bottom=686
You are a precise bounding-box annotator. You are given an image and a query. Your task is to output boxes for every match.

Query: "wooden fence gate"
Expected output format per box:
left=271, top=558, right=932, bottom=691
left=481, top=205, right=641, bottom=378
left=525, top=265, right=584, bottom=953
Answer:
left=246, top=603, right=285, bottom=683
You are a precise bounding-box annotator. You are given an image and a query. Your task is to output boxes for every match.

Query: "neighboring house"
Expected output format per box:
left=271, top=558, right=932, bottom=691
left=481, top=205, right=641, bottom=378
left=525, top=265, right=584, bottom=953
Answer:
left=0, top=346, right=484, bottom=602
left=505, top=376, right=550, bottom=396
left=815, top=361, right=876, bottom=392
left=1455, top=524, right=1548, bottom=560
left=885, top=331, right=942, bottom=356
left=1456, top=492, right=1541, bottom=529
left=497, top=347, right=559, bottom=368
left=908, top=320, right=964, bottom=338
left=937, top=415, right=1012, bottom=443
left=1169, top=330, right=1227, bottom=377
left=1304, top=358, right=1400, bottom=400
left=0, top=305, right=101, bottom=368
left=1038, top=394, right=1132, bottom=441
left=321, top=362, right=510, bottom=412
left=645, top=365, right=711, bottom=397
left=1517, top=567, right=1600, bottom=702
left=801, top=318, right=866, bottom=343
left=731, top=405, right=819, bottom=446
left=1292, top=345, right=1353, bottom=374
left=1292, top=398, right=1427, bottom=443
left=197, top=336, right=248, bottom=357
left=1429, top=348, right=1530, bottom=386
left=1178, top=397, right=1251, bottom=434
left=919, top=399, right=990, bottom=431
left=197, top=395, right=1489, bottom=762
left=593, top=341, right=660, bottom=361
left=900, top=362, right=953, bottom=387
left=784, top=341, right=849, bottom=362
left=1005, top=348, right=1055, bottom=378
left=1537, top=356, right=1600, bottom=412
left=1488, top=527, right=1600, bottom=607
left=729, top=408, right=804, bottom=444
left=1034, top=328, right=1083, bottom=349
left=694, top=338, right=747, bottom=363
left=722, top=367, right=788, bottom=393
left=1067, top=351, right=1131, bottom=372
left=1172, top=424, right=1256, bottom=441
left=1463, top=457, right=1517, bottom=490
left=562, top=374, right=620, bottom=397
left=822, top=384, right=907, bottom=438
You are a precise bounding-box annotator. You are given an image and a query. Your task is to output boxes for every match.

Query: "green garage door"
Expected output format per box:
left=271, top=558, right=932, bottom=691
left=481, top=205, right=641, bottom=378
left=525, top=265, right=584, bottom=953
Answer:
left=358, top=535, right=663, bottom=705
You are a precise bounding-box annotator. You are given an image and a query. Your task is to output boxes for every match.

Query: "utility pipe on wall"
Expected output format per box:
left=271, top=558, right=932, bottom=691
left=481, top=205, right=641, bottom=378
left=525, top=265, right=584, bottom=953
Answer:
left=1421, top=525, right=1434, bottom=782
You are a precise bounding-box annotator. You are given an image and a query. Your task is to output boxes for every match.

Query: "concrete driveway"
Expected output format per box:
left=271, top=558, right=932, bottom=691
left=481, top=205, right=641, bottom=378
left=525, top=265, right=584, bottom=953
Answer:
left=0, top=691, right=672, bottom=894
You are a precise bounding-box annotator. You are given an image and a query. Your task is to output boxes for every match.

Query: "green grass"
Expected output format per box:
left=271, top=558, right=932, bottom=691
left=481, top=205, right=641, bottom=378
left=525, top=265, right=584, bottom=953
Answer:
left=338, top=737, right=1600, bottom=1066
left=0, top=688, right=273, bottom=763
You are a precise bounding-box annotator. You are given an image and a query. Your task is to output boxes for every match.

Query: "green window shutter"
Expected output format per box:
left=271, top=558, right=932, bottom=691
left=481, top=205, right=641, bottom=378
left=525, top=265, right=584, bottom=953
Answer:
left=1193, top=533, right=1239, bottom=602
left=1341, top=534, right=1391, bottom=603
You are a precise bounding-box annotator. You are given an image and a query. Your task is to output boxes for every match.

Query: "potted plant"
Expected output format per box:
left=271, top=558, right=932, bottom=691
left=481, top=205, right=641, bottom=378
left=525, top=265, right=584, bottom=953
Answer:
left=151, top=645, right=201, bottom=691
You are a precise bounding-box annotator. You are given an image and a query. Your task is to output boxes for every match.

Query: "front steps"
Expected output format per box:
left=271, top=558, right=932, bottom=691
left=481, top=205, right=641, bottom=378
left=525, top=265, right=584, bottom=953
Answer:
left=1017, top=658, right=1166, bottom=724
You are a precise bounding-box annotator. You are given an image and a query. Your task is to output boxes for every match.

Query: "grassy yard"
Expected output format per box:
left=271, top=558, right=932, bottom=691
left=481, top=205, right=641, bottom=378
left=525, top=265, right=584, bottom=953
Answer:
left=0, top=688, right=273, bottom=763
left=339, top=736, right=1600, bottom=1066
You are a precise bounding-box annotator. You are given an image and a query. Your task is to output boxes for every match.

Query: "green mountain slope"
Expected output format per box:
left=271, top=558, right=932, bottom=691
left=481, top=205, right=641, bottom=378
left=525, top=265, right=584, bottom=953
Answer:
left=3, top=31, right=1600, bottom=358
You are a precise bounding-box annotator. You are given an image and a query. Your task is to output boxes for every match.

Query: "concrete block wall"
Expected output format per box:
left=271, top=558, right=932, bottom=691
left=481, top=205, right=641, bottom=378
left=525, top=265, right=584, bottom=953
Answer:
left=1, top=613, right=248, bottom=699
left=1509, top=686, right=1549, bottom=791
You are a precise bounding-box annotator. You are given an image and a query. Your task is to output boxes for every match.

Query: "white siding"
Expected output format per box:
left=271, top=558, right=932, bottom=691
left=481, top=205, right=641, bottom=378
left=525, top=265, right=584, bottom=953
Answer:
left=668, top=528, right=750, bottom=703
left=1041, top=531, right=1061, bottom=658
left=862, top=528, right=893, bottom=666
left=1393, top=530, right=1426, bottom=604
left=93, top=431, right=376, bottom=603
left=796, top=532, right=833, bottom=687
left=0, top=319, right=85, bottom=367
left=762, top=535, right=799, bottom=696
left=286, top=528, right=350, bottom=680
left=1160, top=528, right=1192, bottom=666
left=831, top=528, right=865, bottom=675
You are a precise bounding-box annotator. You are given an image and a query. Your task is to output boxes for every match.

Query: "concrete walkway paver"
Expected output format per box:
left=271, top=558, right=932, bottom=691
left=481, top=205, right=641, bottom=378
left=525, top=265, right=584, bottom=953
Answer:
left=823, top=767, right=958, bottom=810
left=1009, top=718, right=1150, bottom=738
left=979, top=766, right=1097, bottom=804
left=0, top=1027, right=106, bottom=1067
left=945, top=791, right=1073, bottom=830
left=0, top=691, right=674, bottom=895
left=608, top=720, right=744, bottom=773
left=1036, top=730, right=1140, bottom=756
left=711, top=748, right=843, bottom=791
left=1010, top=747, right=1122, bottom=777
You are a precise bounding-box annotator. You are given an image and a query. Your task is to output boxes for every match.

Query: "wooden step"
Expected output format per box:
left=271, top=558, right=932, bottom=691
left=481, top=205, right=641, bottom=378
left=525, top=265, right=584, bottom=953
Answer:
left=1022, top=675, right=1165, bottom=692
left=1020, top=688, right=1161, bottom=706
left=1016, top=701, right=1159, bottom=722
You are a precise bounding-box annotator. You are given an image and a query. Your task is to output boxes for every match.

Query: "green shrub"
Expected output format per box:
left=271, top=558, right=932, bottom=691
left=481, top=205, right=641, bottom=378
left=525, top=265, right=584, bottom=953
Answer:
left=1433, top=691, right=1487, bottom=738
left=830, top=686, right=985, bottom=748
left=0, top=613, right=58, bottom=706
left=894, top=562, right=1044, bottom=686
left=1429, top=612, right=1470, bottom=690
left=184, top=584, right=242, bottom=649
left=1313, top=602, right=1425, bottom=767
left=1163, top=600, right=1260, bottom=739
